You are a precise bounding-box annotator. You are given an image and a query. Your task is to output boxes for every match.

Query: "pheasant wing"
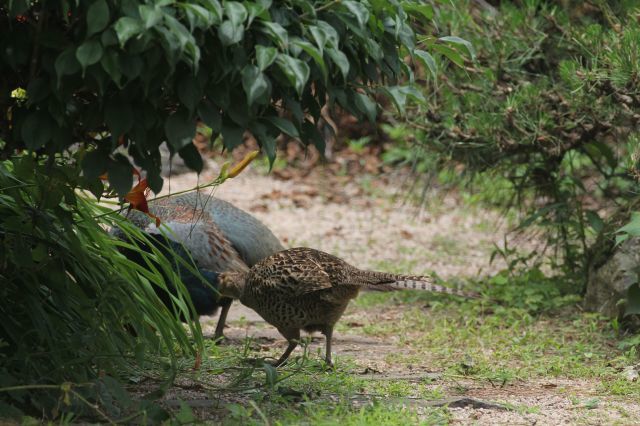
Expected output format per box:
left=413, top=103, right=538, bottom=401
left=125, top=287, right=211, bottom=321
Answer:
left=273, top=263, right=334, bottom=298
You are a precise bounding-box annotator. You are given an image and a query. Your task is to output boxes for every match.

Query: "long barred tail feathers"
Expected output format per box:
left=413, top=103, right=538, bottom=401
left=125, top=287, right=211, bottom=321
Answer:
left=388, top=278, right=479, bottom=299
left=360, top=270, right=479, bottom=299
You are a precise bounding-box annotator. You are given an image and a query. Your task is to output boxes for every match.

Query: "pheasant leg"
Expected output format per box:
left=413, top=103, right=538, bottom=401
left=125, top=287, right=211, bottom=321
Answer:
left=272, top=328, right=300, bottom=367
left=213, top=297, right=233, bottom=342
left=323, top=326, right=334, bottom=366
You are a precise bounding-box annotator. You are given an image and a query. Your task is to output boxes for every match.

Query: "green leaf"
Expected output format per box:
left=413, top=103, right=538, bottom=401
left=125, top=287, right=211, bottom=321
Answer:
left=262, top=135, right=277, bottom=168
left=138, top=4, right=162, bottom=29
left=256, top=45, right=278, bottom=71
left=414, top=49, right=437, bottom=80
left=402, top=2, right=434, bottom=21
left=397, top=21, right=416, bottom=50
left=618, top=212, right=640, bottom=239
left=199, top=0, right=223, bottom=23
left=87, top=0, right=110, bottom=36
left=147, top=168, right=164, bottom=193
left=262, top=363, right=278, bottom=388
left=354, top=92, right=376, bottom=123
left=309, top=25, right=330, bottom=51
left=114, top=17, right=143, bottom=47
left=276, top=54, right=310, bottom=97
left=178, top=143, right=203, bottom=173
left=105, top=101, right=133, bottom=138
left=100, top=49, right=122, bottom=86
left=250, top=121, right=276, bottom=168
left=82, top=149, right=107, bottom=181
left=382, top=85, right=425, bottom=115
left=119, top=54, right=143, bottom=80
left=327, top=48, right=349, bottom=79
left=586, top=211, right=604, bottom=234
left=218, top=20, right=244, bottom=46
left=365, top=39, right=383, bottom=61
left=433, top=43, right=464, bottom=67
left=198, top=101, right=221, bottom=133
left=76, top=39, right=104, bottom=73
left=302, top=120, right=325, bottom=154
left=261, top=21, right=288, bottom=48
left=241, top=65, right=269, bottom=105
left=314, top=21, right=339, bottom=48
left=54, top=48, right=81, bottom=83
left=265, top=117, right=299, bottom=138
left=101, top=28, right=119, bottom=47
left=292, top=39, right=327, bottom=80
left=221, top=124, right=244, bottom=150
left=177, top=74, right=201, bottom=112
left=342, top=1, right=370, bottom=28
left=224, top=1, right=247, bottom=26
left=246, top=0, right=271, bottom=25
left=182, top=4, right=215, bottom=30
left=107, top=154, right=133, bottom=197
left=165, top=110, right=196, bottom=150
left=21, top=111, right=53, bottom=150
left=625, top=283, right=640, bottom=317
left=439, top=36, right=476, bottom=61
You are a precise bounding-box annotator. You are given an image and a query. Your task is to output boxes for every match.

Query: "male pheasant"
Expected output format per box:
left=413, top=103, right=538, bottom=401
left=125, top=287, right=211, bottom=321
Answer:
left=116, top=192, right=284, bottom=339
left=217, top=247, right=479, bottom=366
left=118, top=232, right=223, bottom=321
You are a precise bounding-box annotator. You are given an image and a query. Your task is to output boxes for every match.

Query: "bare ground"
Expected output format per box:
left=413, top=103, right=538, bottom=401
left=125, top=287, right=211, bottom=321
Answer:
left=152, top=158, right=640, bottom=425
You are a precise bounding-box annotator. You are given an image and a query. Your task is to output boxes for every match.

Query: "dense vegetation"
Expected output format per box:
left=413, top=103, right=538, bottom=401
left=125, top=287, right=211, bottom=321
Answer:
left=0, top=0, right=451, bottom=420
left=2, top=0, right=639, bottom=422
left=382, top=0, right=639, bottom=307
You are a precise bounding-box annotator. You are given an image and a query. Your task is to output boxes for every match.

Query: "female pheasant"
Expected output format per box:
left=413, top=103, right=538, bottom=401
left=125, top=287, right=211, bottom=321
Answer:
left=117, top=192, right=284, bottom=339
left=217, top=247, right=479, bottom=367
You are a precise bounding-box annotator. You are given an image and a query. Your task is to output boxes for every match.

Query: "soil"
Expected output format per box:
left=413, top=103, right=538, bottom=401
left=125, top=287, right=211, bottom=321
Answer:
left=150, top=156, right=640, bottom=425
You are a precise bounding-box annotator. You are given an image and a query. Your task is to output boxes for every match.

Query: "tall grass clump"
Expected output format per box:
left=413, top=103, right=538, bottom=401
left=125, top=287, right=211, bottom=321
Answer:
left=0, top=152, right=201, bottom=419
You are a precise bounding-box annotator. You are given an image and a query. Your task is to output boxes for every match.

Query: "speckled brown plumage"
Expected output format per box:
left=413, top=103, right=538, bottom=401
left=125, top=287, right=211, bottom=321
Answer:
left=218, top=247, right=478, bottom=366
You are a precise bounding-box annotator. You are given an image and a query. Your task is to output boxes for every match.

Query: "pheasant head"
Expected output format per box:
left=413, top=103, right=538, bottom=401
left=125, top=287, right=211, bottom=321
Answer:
left=218, top=271, right=247, bottom=299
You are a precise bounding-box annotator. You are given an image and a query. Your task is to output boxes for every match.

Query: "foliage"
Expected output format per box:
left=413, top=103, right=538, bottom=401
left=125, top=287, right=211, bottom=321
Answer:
left=382, top=0, right=640, bottom=288
left=1, top=0, right=439, bottom=196
left=0, top=151, right=212, bottom=419
left=481, top=269, right=581, bottom=315
left=0, top=0, right=470, bottom=419
left=613, top=214, right=640, bottom=318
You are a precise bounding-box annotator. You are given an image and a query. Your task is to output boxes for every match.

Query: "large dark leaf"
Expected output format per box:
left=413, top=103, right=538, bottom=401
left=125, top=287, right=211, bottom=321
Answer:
left=178, top=143, right=203, bottom=173
left=276, top=54, right=310, bottom=97
left=165, top=110, right=196, bottom=150
left=87, top=0, right=110, bottom=36
left=76, top=39, right=104, bottom=73
left=21, top=111, right=53, bottom=150
left=107, top=154, right=133, bottom=197
left=241, top=65, right=269, bottom=105
left=105, top=101, right=133, bottom=138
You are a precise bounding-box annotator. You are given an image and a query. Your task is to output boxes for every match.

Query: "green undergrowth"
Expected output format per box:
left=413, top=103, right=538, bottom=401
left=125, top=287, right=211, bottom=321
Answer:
left=224, top=400, right=448, bottom=426
left=185, top=344, right=453, bottom=425
left=156, top=274, right=640, bottom=424
left=348, top=289, right=639, bottom=390
left=33, top=279, right=634, bottom=424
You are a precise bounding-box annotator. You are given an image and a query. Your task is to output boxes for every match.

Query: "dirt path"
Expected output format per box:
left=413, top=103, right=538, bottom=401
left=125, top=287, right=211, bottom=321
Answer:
left=161, top=158, right=506, bottom=277
left=157, top=158, right=640, bottom=425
